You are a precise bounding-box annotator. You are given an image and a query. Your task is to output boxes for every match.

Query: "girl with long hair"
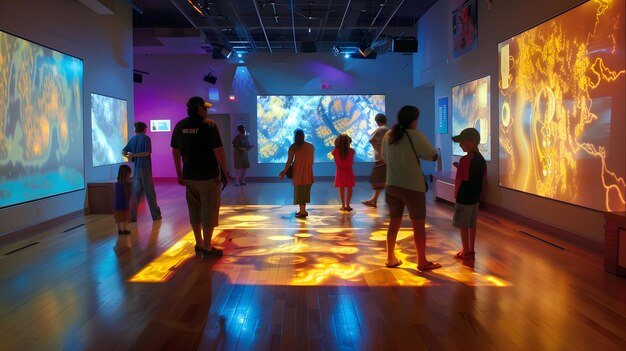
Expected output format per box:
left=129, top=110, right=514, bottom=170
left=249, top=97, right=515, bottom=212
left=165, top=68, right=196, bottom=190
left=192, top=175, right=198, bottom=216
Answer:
left=332, top=134, right=356, bottom=211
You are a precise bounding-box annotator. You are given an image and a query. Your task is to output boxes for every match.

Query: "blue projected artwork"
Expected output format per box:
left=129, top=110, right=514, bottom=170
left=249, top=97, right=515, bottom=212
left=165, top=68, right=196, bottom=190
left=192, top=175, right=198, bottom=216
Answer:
left=91, top=93, right=128, bottom=167
left=452, top=76, right=491, bottom=160
left=257, top=95, right=385, bottom=163
left=0, top=30, right=84, bottom=208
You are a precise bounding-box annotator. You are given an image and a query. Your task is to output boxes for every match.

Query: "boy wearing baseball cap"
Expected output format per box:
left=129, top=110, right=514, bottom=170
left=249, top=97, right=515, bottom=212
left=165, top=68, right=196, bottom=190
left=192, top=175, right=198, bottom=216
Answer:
left=451, top=127, right=487, bottom=260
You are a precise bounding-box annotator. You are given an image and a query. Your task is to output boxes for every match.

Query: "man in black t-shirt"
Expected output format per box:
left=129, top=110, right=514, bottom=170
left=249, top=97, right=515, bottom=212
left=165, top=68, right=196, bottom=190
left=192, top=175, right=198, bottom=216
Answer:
left=171, top=96, right=229, bottom=259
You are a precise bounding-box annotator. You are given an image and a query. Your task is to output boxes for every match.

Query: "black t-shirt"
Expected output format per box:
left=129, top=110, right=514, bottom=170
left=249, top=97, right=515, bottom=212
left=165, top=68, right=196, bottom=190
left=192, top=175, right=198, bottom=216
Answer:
left=456, top=152, right=487, bottom=205
left=170, top=115, right=223, bottom=180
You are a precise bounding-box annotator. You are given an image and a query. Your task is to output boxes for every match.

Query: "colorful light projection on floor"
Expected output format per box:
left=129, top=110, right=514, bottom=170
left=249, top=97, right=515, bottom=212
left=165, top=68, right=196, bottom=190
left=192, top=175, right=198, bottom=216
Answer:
left=498, top=0, right=625, bottom=212
left=129, top=205, right=509, bottom=287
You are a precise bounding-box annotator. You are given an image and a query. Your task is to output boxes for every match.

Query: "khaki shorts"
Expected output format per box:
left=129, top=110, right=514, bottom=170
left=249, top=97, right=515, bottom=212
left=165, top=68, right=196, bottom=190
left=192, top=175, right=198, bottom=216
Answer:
left=385, top=185, right=426, bottom=220
left=369, top=162, right=386, bottom=190
left=185, top=178, right=221, bottom=227
left=452, top=203, right=479, bottom=228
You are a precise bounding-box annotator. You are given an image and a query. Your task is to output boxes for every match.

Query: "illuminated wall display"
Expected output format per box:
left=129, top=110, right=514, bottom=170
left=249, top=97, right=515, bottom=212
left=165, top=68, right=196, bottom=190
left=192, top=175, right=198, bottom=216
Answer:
left=0, top=30, right=84, bottom=208
left=498, top=0, right=625, bottom=212
left=91, top=93, right=128, bottom=166
left=438, top=96, right=449, bottom=134
left=452, top=76, right=491, bottom=160
left=257, top=95, right=385, bottom=163
left=150, top=119, right=171, bottom=132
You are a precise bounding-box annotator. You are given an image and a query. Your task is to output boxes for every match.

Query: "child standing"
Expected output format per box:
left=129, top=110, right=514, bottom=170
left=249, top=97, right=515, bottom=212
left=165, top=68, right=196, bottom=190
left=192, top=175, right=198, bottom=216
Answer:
left=114, top=165, right=133, bottom=235
left=332, top=134, right=356, bottom=211
left=451, top=128, right=487, bottom=259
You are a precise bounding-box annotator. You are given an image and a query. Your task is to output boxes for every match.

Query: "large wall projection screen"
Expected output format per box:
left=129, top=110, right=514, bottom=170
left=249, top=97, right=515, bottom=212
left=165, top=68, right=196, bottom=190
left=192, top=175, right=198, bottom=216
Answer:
left=498, top=0, right=625, bottom=212
left=91, top=93, right=128, bottom=167
left=257, top=95, right=385, bottom=163
left=0, top=31, right=84, bottom=209
left=452, top=76, right=491, bottom=160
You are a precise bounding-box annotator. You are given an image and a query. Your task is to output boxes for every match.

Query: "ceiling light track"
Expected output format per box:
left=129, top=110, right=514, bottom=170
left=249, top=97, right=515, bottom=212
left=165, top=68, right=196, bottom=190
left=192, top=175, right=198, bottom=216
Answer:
left=252, top=0, right=273, bottom=53
left=336, top=0, right=351, bottom=41
left=291, top=0, right=297, bottom=52
left=369, top=0, right=404, bottom=51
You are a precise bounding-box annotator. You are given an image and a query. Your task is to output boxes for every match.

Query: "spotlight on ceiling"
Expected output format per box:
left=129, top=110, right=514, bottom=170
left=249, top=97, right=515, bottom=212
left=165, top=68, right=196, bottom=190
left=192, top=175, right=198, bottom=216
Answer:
left=220, top=47, right=233, bottom=59
left=203, top=73, right=217, bottom=84
left=358, top=46, right=374, bottom=58
left=332, top=45, right=342, bottom=56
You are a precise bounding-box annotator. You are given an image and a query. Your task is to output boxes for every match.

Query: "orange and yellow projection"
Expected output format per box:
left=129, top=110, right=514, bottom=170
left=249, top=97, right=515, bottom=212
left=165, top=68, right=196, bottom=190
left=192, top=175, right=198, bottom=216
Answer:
left=498, top=0, right=625, bottom=212
left=129, top=205, right=509, bottom=288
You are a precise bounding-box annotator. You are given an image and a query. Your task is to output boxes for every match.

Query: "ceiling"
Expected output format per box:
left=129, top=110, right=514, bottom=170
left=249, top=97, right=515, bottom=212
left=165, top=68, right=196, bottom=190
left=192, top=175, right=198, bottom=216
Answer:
left=132, top=0, right=438, bottom=56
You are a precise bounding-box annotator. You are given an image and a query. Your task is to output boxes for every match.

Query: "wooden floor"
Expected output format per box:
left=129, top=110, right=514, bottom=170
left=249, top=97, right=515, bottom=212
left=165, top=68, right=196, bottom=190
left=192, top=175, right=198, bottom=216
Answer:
left=1, top=179, right=625, bottom=350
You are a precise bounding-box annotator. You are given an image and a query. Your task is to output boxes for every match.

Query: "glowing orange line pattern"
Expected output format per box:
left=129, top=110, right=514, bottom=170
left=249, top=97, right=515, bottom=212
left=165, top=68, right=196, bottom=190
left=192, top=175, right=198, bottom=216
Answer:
left=129, top=205, right=510, bottom=287
left=498, top=0, right=625, bottom=211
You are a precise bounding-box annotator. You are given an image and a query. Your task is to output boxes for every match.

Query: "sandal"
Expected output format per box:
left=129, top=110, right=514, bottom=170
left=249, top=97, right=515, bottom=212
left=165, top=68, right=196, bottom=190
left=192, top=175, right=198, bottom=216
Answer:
left=295, top=211, right=308, bottom=218
left=361, top=200, right=377, bottom=208
left=385, top=259, right=402, bottom=268
left=454, top=250, right=475, bottom=259
left=417, top=262, right=441, bottom=271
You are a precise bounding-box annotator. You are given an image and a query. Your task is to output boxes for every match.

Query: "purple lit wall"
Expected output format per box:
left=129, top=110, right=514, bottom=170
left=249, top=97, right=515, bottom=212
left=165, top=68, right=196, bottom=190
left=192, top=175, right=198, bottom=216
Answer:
left=134, top=53, right=435, bottom=178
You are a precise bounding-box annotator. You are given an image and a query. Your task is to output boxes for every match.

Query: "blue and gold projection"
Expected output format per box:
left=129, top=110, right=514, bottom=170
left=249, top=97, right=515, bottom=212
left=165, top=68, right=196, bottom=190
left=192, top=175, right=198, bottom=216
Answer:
left=91, top=93, right=128, bottom=167
left=452, top=76, right=491, bottom=160
left=257, top=95, right=385, bottom=163
left=498, top=0, right=625, bottom=212
left=0, top=31, right=84, bottom=208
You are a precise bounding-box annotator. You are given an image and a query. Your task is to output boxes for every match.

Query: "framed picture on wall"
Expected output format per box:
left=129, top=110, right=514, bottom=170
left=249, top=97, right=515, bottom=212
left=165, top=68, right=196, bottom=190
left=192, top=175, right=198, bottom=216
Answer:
left=452, top=0, right=478, bottom=57
left=150, top=119, right=171, bottom=132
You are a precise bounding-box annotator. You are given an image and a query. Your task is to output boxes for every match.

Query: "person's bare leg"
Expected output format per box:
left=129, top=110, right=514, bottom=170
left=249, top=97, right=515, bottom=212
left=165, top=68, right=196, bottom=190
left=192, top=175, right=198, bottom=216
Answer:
left=461, top=227, right=469, bottom=252
left=202, top=224, right=215, bottom=250
left=233, top=168, right=240, bottom=184
left=411, top=219, right=431, bottom=267
left=191, top=223, right=203, bottom=247
left=386, top=217, right=402, bottom=265
left=346, top=187, right=353, bottom=208
left=371, top=189, right=382, bottom=204
left=241, top=168, right=247, bottom=184
left=339, top=187, right=346, bottom=209
left=298, top=203, right=306, bottom=215
left=468, top=227, right=477, bottom=253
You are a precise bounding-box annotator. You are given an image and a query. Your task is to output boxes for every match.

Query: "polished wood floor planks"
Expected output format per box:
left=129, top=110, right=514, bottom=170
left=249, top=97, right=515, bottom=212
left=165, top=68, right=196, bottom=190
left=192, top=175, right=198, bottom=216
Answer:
left=0, top=180, right=625, bottom=350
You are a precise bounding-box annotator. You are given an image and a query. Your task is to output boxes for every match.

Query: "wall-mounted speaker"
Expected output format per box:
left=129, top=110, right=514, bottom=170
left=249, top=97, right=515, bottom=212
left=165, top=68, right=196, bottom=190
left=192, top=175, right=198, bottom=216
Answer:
left=133, top=72, right=142, bottom=83
left=392, top=37, right=418, bottom=53
left=203, top=74, right=217, bottom=84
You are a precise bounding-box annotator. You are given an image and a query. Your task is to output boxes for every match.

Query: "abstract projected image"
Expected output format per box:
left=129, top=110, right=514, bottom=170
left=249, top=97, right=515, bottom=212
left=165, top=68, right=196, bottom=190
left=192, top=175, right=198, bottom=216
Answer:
left=498, top=0, right=625, bottom=212
left=257, top=95, right=385, bottom=163
left=91, top=93, right=127, bottom=167
left=0, top=31, right=84, bottom=208
left=452, top=76, right=491, bottom=160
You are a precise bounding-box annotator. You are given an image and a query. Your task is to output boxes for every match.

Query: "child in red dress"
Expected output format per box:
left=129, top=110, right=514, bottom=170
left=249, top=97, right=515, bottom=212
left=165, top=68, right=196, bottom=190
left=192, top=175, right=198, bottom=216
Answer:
left=332, top=134, right=356, bottom=211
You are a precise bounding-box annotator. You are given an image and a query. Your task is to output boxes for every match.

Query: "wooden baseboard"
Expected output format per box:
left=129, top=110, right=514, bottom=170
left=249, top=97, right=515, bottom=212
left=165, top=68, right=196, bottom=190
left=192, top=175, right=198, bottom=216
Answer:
left=481, top=202, right=603, bottom=254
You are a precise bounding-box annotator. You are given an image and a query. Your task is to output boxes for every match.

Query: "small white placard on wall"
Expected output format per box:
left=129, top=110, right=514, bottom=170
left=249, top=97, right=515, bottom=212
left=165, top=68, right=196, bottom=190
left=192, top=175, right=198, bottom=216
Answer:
left=150, top=120, right=171, bottom=132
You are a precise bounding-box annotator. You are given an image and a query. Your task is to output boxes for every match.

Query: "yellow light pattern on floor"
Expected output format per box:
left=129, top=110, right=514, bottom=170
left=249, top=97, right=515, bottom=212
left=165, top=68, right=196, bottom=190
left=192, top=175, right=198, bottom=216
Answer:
left=129, top=205, right=510, bottom=287
left=129, top=230, right=220, bottom=283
